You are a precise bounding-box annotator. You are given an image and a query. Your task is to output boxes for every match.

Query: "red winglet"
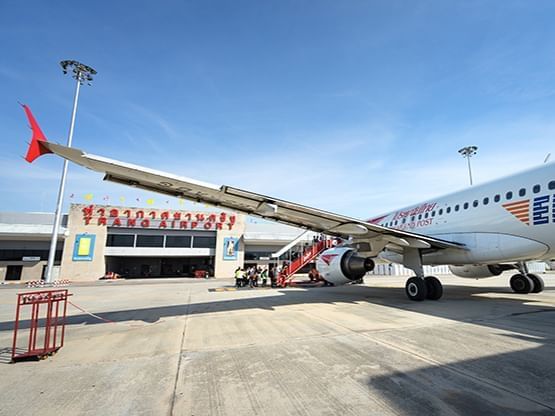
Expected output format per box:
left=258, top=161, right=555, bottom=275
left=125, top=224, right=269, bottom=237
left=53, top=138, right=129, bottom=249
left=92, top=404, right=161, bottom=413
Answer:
left=22, top=104, right=52, bottom=163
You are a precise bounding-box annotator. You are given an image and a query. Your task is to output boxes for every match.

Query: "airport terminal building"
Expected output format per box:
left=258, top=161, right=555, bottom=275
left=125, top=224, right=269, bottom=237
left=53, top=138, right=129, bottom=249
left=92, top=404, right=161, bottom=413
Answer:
left=0, top=203, right=317, bottom=282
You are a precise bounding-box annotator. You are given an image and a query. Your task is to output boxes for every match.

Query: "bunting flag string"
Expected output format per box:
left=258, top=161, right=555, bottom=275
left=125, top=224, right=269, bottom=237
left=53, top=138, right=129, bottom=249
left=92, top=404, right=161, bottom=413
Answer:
left=70, top=193, right=202, bottom=209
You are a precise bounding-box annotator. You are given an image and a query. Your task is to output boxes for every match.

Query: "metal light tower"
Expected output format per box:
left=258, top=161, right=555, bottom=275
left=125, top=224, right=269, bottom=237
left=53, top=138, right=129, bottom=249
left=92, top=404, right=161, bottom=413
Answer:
left=458, top=145, right=478, bottom=186
left=44, top=60, right=96, bottom=283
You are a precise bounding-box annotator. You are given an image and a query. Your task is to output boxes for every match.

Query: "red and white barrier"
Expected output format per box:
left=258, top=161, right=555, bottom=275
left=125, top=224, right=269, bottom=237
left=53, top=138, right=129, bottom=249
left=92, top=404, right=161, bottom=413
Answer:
left=26, top=279, right=71, bottom=288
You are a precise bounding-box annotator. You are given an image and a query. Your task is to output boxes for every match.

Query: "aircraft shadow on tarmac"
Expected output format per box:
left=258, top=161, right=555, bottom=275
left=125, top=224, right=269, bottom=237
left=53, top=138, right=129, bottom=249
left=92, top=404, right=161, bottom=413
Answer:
left=365, top=345, right=555, bottom=415
left=0, top=284, right=553, bottom=413
left=356, top=288, right=555, bottom=414
left=0, top=283, right=553, bottom=333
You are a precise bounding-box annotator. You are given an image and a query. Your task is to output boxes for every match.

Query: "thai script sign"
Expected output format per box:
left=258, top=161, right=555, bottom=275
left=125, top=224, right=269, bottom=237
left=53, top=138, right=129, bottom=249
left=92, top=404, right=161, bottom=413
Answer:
left=81, top=205, right=236, bottom=231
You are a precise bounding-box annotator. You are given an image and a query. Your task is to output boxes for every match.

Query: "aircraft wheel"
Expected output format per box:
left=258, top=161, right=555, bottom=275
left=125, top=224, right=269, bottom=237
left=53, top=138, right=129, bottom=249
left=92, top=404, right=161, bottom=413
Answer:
left=405, top=277, right=428, bottom=301
left=425, top=276, right=443, bottom=300
left=510, top=274, right=533, bottom=294
left=528, top=274, right=545, bottom=293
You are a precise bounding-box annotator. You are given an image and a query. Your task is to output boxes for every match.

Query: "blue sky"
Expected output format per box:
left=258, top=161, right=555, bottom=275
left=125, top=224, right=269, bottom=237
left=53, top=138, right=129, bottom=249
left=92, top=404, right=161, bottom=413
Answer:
left=2, top=1, right=555, bottom=218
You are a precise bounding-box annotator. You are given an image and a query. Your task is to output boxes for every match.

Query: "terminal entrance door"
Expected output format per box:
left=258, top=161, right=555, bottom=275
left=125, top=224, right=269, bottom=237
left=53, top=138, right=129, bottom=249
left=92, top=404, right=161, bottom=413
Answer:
left=106, top=256, right=214, bottom=278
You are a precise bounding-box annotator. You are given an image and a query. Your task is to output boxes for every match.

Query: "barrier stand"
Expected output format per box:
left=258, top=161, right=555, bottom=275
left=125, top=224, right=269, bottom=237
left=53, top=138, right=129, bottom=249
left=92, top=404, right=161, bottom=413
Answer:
left=11, top=289, right=71, bottom=363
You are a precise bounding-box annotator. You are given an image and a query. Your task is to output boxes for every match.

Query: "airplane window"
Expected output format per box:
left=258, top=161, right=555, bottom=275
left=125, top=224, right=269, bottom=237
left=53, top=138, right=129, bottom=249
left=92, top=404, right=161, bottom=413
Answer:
left=446, top=207, right=451, bottom=214
left=411, top=216, right=415, bottom=222
left=402, top=218, right=406, bottom=224
left=533, top=185, right=541, bottom=193
left=519, top=188, right=526, bottom=197
left=463, top=202, right=469, bottom=209
left=506, top=191, right=513, bottom=200
left=473, top=200, right=478, bottom=207
left=483, top=197, right=489, bottom=205
left=549, top=181, right=555, bottom=190
left=418, top=214, right=422, bottom=220
left=439, top=209, right=443, bottom=215
left=455, top=205, right=460, bottom=212
left=494, top=194, right=501, bottom=203
left=425, top=212, right=429, bottom=219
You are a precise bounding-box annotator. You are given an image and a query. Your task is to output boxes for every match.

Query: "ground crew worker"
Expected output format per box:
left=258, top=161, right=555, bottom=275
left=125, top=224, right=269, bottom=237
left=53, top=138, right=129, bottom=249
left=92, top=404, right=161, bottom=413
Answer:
left=234, top=267, right=243, bottom=287
left=269, top=266, right=277, bottom=288
left=261, top=267, right=268, bottom=286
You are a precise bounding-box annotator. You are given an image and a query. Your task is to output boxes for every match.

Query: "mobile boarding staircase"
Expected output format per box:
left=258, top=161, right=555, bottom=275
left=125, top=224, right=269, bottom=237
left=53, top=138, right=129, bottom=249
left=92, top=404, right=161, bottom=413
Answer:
left=276, top=238, right=332, bottom=287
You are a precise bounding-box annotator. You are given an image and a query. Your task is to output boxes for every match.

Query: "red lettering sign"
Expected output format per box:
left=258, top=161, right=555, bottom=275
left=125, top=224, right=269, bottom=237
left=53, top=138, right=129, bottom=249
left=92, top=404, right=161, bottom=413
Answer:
left=80, top=205, right=239, bottom=232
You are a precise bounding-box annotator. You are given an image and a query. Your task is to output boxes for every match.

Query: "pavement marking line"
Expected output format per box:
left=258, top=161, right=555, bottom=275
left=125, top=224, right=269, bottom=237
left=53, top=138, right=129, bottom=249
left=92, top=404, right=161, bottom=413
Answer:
left=306, top=308, right=555, bottom=412
left=170, top=288, right=192, bottom=416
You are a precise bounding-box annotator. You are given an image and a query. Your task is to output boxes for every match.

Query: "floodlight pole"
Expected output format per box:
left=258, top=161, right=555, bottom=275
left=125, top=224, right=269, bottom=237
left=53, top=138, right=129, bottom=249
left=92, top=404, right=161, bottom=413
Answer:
left=458, top=146, right=478, bottom=186
left=44, top=61, right=96, bottom=283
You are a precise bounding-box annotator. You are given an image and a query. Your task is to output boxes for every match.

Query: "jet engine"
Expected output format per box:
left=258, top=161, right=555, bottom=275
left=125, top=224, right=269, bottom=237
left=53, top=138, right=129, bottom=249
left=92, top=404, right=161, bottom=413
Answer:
left=316, top=247, right=375, bottom=285
left=448, top=264, right=513, bottom=279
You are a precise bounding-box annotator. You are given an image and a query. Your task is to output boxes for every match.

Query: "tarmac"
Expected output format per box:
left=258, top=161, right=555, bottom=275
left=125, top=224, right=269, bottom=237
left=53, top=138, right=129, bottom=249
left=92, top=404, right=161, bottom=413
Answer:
left=0, top=273, right=554, bottom=416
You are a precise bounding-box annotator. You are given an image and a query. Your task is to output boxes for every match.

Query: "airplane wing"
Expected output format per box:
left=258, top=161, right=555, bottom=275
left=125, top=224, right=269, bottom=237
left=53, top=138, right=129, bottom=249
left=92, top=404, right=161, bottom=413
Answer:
left=22, top=105, right=465, bottom=252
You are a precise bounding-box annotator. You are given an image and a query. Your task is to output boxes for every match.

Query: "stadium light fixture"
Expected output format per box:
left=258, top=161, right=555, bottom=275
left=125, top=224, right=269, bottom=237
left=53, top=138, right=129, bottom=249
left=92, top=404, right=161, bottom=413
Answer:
left=458, top=146, right=478, bottom=186
left=44, top=60, right=97, bottom=283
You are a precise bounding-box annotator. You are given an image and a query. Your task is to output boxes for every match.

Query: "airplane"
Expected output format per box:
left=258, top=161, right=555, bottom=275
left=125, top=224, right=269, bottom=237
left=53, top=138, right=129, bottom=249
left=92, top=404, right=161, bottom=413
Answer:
left=21, top=104, right=554, bottom=301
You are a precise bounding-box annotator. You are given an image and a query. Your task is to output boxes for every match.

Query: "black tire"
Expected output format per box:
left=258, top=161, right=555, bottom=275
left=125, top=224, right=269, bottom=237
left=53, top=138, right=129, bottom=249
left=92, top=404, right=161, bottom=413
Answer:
left=510, top=274, right=533, bottom=294
left=528, top=274, right=545, bottom=293
left=425, top=276, right=443, bottom=300
left=405, top=277, right=428, bottom=301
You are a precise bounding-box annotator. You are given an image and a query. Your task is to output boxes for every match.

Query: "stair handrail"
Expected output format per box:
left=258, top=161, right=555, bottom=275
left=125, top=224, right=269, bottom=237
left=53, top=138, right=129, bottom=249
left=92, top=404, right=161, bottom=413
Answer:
left=278, top=239, right=331, bottom=286
left=271, top=230, right=309, bottom=258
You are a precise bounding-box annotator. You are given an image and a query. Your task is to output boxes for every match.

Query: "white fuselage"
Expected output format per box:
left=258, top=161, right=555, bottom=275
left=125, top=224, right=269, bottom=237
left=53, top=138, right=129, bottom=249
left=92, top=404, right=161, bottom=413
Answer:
left=371, top=163, right=555, bottom=266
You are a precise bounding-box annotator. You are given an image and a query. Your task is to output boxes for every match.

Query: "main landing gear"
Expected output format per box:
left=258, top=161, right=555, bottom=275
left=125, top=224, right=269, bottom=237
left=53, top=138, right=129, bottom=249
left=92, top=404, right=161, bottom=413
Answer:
left=405, top=276, right=443, bottom=301
left=402, top=248, right=443, bottom=301
left=510, top=262, right=544, bottom=294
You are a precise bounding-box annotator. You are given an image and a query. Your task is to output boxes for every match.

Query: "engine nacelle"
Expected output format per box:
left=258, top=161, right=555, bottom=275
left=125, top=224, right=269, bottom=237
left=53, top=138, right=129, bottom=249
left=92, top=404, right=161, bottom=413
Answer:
left=448, top=264, right=511, bottom=279
left=316, top=247, right=375, bottom=285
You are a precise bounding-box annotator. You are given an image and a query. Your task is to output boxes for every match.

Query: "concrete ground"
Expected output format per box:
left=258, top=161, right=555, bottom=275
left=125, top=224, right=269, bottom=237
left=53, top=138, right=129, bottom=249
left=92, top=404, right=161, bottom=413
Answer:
left=0, top=273, right=554, bottom=416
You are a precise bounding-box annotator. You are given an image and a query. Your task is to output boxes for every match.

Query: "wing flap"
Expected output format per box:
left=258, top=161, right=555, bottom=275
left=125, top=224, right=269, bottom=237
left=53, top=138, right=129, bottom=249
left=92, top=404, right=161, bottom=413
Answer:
left=40, top=141, right=465, bottom=250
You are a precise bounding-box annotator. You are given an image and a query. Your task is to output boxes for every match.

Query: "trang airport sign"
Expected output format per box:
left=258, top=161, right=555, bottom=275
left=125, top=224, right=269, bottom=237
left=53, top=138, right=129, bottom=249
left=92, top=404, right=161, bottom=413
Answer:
left=81, top=205, right=236, bottom=230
